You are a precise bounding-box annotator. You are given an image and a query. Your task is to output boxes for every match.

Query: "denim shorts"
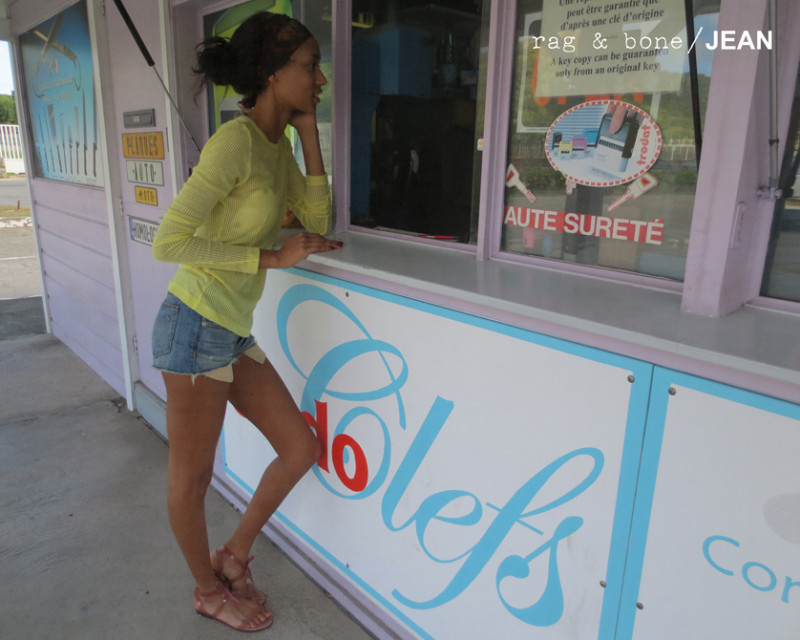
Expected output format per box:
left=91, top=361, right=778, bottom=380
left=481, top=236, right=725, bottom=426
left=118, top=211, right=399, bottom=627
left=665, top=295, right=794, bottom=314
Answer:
left=151, top=293, right=265, bottom=382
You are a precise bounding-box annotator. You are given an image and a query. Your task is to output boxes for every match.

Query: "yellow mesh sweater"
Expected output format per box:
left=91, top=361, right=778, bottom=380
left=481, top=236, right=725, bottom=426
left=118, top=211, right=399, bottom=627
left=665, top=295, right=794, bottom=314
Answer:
left=152, top=115, right=331, bottom=337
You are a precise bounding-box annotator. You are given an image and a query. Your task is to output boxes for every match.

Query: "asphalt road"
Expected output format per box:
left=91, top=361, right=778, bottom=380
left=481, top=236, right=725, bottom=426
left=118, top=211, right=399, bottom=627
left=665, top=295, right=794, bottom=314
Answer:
left=0, top=174, right=31, bottom=210
left=0, top=226, right=40, bottom=299
left=0, top=175, right=40, bottom=300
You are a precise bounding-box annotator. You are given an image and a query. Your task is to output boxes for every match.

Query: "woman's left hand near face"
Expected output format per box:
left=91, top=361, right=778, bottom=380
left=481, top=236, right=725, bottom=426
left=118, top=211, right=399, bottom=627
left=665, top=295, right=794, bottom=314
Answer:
left=289, top=110, right=318, bottom=136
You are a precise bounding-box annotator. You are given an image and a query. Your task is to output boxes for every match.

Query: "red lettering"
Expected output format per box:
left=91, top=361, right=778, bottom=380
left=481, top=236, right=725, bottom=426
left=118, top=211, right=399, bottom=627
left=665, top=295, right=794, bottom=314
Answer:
left=638, top=124, right=651, bottom=166
left=332, top=434, right=369, bottom=492
left=303, top=400, right=371, bottom=493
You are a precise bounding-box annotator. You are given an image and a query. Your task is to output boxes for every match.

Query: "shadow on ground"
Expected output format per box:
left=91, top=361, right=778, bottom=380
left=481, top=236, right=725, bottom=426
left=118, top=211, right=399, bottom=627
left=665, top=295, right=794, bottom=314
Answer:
left=0, top=296, right=45, bottom=340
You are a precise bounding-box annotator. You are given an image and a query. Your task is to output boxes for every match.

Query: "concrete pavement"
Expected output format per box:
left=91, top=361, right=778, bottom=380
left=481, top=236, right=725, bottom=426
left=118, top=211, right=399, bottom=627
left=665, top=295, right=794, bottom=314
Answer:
left=0, top=326, right=375, bottom=639
left=0, top=174, right=376, bottom=639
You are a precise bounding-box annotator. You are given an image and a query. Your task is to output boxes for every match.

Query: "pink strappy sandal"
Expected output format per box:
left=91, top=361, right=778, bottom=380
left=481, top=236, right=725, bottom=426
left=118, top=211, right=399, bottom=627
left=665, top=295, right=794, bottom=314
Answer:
left=194, top=581, right=272, bottom=632
left=211, top=545, right=268, bottom=606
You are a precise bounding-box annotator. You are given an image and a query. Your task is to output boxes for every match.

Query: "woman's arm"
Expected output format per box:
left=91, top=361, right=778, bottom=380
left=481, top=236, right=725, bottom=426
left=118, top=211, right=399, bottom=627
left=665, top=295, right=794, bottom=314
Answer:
left=152, top=124, right=260, bottom=273
left=284, top=114, right=332, bottom=236
left=290, top=111, right=325, bottom=177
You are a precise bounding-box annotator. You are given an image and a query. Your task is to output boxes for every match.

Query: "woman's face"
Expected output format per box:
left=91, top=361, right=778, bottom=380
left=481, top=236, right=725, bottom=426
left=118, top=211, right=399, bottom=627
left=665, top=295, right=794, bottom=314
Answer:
left=271, top=37, right=327, bottom=114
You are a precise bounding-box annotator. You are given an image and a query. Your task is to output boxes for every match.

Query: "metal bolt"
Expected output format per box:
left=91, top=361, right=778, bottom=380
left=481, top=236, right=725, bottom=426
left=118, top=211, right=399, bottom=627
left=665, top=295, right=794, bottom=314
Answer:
left=627, top=375, right=635, bottom=383
left=668, top=387, right=677, bottom=396
left=599, top=580, right=607, bottom=588
left=636, top=602, right=644, bottom=610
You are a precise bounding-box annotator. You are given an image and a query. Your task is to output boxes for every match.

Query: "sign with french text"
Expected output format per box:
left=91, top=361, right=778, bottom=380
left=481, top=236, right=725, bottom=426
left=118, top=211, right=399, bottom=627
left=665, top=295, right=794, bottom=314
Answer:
left=134, top=186, right=158, bottom=206
left=504, top=205, right=664, bottom=245
left=121, top=132, right=164, bottom=159
left=533, top=0, right=689, bottom=97
left=126, top=159, right=164, bottom=186
left=129, top=216, right=158, bottom=245
left=222, top=269, right=651, bottom=639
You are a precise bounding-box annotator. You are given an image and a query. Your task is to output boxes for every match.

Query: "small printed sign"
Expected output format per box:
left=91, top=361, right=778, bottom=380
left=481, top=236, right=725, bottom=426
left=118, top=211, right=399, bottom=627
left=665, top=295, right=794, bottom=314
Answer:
left=134, top=186, right=158, bottom=206
left=126, top=160, right=164, bottom=186
left=544, top=100, right=661, bottom=188
left=122, top=132, right=164, bottom=159
left=129, top=216, right=159, bottom=245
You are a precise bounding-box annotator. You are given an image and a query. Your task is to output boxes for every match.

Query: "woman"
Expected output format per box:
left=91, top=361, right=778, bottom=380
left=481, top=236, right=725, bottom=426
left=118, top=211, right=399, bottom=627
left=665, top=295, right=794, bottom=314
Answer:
left=150, top=12, right=340, bottom=632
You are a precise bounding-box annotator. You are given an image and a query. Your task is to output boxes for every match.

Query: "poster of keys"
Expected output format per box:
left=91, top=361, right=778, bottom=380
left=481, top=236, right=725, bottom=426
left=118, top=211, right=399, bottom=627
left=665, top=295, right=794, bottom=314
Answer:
left=19, top=0, right=104, bottom=186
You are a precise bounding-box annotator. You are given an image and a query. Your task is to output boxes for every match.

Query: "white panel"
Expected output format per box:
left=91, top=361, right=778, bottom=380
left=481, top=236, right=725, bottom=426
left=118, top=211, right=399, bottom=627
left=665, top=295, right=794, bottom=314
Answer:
left=223, top=269, right=646, bottom=640
left=633, top=376, right=800, bottom=639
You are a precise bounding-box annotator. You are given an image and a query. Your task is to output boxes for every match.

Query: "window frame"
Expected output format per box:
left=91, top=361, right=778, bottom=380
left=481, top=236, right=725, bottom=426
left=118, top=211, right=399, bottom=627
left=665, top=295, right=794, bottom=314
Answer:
left=330, top=0, right=800, bottom=317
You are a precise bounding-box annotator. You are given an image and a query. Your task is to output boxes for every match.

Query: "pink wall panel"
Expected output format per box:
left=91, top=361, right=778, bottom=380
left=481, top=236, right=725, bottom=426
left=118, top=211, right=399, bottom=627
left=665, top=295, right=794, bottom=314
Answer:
left=45, top=279, right=120, bottom=349
left=32, top=181, right=123, bottom=394
left=32, top=206, right=111, bottom=251
left=50, top=316, right=125, bottom=396
left=39, top=232, right=116, bottom=288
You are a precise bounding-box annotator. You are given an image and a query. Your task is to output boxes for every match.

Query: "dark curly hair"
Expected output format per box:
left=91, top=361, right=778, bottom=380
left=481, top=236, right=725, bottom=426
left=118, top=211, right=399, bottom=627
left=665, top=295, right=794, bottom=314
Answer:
left=195, top=11, right=313, bottom=109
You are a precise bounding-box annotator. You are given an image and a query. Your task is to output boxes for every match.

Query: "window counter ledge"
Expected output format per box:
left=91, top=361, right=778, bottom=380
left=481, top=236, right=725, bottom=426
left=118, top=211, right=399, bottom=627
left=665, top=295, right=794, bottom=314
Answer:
left=295, top=231, right=800, bottom=406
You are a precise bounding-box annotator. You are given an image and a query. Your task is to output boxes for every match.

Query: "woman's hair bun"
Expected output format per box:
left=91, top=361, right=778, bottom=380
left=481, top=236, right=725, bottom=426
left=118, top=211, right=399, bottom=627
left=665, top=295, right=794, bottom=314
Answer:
left=194, top=12, right=313, bottom=109
left=194, top=36, right=239, bottom=87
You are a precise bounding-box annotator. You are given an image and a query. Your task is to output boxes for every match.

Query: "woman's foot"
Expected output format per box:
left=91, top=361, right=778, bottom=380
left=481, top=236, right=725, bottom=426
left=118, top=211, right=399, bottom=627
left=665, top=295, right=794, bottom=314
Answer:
left=211, top=545, right=267, bottom=605
left=194, top=581, right=272, bottom=632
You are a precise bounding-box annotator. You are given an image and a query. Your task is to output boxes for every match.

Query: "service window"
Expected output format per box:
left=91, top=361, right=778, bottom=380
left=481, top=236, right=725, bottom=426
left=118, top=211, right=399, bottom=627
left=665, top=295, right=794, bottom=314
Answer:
left=349, top=0, right=490, bottom=243
left=501, top=0, right=720, bottom=281
left=762, top=61, right=800, bottom=303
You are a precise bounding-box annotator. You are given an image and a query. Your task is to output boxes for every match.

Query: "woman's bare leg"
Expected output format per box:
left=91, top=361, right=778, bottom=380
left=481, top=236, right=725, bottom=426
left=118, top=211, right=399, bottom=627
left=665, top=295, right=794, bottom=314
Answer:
left=219, top=355, right=320, bottom=573
left=162, top=371, right=271, bottom=628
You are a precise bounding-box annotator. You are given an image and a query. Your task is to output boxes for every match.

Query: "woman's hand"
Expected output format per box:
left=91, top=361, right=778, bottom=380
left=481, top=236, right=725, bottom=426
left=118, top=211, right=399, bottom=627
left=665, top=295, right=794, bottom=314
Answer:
left=289, top=110, right=318, bottom=138
left=289, top=111, right=325, bottom=177
left=259, top=233, right=342, bottom=270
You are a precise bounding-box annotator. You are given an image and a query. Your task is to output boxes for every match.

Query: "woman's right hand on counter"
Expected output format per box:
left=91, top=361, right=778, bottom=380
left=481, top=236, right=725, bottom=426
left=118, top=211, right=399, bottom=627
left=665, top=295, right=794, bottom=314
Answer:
left=259, top=233, right=343, bottom=270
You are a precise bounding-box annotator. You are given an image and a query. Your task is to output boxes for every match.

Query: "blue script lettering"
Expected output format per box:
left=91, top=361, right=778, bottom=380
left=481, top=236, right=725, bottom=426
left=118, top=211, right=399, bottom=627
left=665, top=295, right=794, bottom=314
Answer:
left=278, top=284, right=406, bottom=498
left=387, top=439, right=603, bottom=621
left=704, top=535, right=800, bottom=604
left=278, top=283, right=606, bottom=626
left=496, top=516, right=583, bottom=626
left=277, top=284, right=408, bottom=426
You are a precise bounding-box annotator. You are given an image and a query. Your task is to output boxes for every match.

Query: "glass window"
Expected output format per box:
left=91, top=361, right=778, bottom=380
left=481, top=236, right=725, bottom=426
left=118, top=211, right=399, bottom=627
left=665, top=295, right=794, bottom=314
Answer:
left=202, top=0, right=333, bottom=175
left=349, top=0, right=490, bottom=243
left=19, top=1, right=104, bottom=187
left=762, top=64, right=800, bottom=303
left=501, top=0, right=719, bottom=281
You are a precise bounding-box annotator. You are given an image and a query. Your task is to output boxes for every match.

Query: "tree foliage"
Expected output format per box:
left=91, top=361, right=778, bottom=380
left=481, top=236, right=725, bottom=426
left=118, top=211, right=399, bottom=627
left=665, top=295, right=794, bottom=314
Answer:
left=0, top=94, right=17, bottom=124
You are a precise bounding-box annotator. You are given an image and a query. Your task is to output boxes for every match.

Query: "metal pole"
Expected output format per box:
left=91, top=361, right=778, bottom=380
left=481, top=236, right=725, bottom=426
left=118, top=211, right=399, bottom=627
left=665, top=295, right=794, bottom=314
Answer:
left=768, top=0, right=781, bottom=199
left=111, top=0, right=201, bottom=153
left=683, top=0, right=703, bottom=165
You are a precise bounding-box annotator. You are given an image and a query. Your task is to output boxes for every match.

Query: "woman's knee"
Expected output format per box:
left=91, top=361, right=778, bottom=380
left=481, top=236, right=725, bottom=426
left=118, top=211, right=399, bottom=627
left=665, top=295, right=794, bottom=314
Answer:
left=168, top=463, right=214, bottom=503
left=304, top=432, right=323, bottom=469
left=287, top=429, right=321, bottom=473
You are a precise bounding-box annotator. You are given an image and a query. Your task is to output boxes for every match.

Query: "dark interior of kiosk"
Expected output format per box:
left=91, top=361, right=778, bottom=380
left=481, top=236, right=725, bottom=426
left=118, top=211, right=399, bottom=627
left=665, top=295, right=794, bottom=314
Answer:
left=350, top=1, right=484, bottom=242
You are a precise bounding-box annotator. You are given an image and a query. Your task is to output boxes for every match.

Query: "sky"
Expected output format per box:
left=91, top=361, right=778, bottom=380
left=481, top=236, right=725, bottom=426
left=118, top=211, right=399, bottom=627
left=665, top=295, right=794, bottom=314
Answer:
left=0, top=41, right=14, bottom=95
